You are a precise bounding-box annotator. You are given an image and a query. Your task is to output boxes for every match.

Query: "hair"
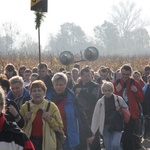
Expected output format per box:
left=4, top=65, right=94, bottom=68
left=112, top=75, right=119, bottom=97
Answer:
left=18, top=65, right=26, bottom=76
left=80, top=67, right=91, bottom=76
left=37, top=62, right=48, bottom=69
left=24, top=69, right=32, bottom=74
left=132, top=71, right=142, bottom=79
left=0, top=74, right=10, bottom=93
left=58, top=67, right=66, bottom=72
left=32, top=67, right=38, bottom=73
left=30, top=73, right=38, bottom=78
left=30, top=80, right=47, bottom=93
left=52, top=72, right=68, bottom=84
left=9, top=76, right=24, bottom=87
left=71, top=68, right=79, bottom=74
left=99, top=67, right=108, bottom=73
left=73, top=63, right=80, bottom=70
left=4, top=63, right=18, bottom=78
left=121, top=64, right=132, bottom=73
left=5, top=63, right=16, bottom=72
left=144, top=65, right=150, bottom=71
left=66, top=71, right=71, bottom=76
left=0, top=86, right=6, bottom=113
left=101, top=81, right=114, bottom=93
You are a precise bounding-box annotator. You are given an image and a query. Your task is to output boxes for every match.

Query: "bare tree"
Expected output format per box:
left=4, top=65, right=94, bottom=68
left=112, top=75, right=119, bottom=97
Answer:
left=111, top=0, right=148, bottom=36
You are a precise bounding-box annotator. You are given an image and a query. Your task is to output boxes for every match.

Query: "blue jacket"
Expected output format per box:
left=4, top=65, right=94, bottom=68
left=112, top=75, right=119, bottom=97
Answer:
left=50, top=89, right=79, bottom=148
left=65, top=91, right=80, bottom=148
left=142, top=84, right=149, bottom=93
left=7, top=88, right=31, bottom=109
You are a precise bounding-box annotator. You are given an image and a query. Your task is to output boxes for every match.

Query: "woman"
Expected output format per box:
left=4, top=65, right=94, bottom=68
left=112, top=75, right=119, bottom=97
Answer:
left=0, top=86, right=35, bottom=150
left=71, top=68, right=80, bottom=84
left=91, top=81, right=128, bottom=150
left=20, top=80, right=63, bottom=150
left=132, top=71, right=145, bottom=88
left=4, top=63, right=18, bottom=79
left=51, top=72, right=94, bottom=150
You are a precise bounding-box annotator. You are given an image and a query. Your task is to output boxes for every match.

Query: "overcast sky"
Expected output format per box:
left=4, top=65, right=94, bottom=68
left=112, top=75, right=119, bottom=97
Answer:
left=0, top=0, right=150, bottom=46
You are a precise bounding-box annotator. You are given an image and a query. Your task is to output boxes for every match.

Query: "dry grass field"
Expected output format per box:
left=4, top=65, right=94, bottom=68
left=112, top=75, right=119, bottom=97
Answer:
left=0, top=54, right=150, bottom=73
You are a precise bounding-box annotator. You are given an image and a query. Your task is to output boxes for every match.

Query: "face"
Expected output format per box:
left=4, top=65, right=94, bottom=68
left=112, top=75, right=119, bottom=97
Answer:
left=72, top=71, right=79, bottom=81
left=121, top=69, right=131, bottom=82
left=19, top=70, right=25, bottom=77
left=31, top=76, right=37, bottom=82
left=145, top=70, right=150, bottom=76
left=53, top=80, right=66, bottom=94
left=30, top=87, right=45, bottom=104
left=99, top=71, right=108, bottom=80
left=81, top=71, right=91, bottom=84
left=133, top=73, right=140, bottom=81
left=38, top=67, right=47, bottom=78
left=6, top=70, right=13, bottom=78
left=10, top=83, right=23, bottom=98
left=103, top=85, right=113, bottom=98
left=23, top=72, right=31, bottom=81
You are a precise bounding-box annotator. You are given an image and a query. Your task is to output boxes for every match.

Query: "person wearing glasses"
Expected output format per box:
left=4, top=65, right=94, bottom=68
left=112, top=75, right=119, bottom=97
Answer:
left=113, top=64, right=144, bottom=150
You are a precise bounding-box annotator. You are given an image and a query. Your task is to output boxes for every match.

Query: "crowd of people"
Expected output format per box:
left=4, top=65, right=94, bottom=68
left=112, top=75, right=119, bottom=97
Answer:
left=0, top=62, right=150, bottom=150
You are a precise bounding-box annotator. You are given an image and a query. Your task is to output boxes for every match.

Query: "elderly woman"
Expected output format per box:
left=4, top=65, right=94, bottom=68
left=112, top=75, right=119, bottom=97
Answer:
left=0, top=86, right=35, bottom=150
left=91, top=81, right=129, bottom=150
left=20, top=80, right=63, bottom=150
left=51, top=72, right=94, bottom=150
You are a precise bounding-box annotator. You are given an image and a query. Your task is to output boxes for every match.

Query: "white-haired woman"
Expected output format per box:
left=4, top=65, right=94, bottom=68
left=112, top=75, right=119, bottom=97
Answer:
left=51, top=72, right=94, bottom=150
left=91, top=81, right=128, bottom=150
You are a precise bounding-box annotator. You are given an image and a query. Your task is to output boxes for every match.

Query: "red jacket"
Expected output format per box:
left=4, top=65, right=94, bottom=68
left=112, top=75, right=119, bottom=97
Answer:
left=113, top=78, right=144, bottom=119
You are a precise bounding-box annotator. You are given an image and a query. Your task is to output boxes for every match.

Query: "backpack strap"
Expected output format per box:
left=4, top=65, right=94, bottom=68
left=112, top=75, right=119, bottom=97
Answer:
left=46, top=101, right=51, bottom=112
left=27, top=102, right=30, bottom=112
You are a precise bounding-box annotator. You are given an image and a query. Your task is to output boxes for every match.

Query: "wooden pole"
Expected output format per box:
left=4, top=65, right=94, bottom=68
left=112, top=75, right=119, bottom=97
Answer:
left=38, top=26, right=41, bottom=64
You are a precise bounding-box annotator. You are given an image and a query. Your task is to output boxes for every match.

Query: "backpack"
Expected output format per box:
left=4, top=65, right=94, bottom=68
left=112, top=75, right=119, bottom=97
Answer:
left=27, top=101, right=66, bottom=150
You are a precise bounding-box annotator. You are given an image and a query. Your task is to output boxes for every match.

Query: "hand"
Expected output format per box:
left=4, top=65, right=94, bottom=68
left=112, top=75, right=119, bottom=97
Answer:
left=24, top=112, right=32, bottom=122
left=130, top=85, right=138, bottom=92
left=87, top=135, right=95, bottom=145
left=116, top=83, right=122, bottom=92
left=42, top=110, right=52, bottom=121
left=7, top=104, right=18, bottom=117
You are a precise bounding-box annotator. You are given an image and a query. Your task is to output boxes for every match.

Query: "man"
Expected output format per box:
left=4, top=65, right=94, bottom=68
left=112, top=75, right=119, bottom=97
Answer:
left=7, top=76, right=31, bottom=109
left=36, top=62, right=53, bottom=100
left=73, top=67, right=101, bottom=150
left=0, top=86, right=35, bottom=150
left=113, top=64, right=144, bottom=150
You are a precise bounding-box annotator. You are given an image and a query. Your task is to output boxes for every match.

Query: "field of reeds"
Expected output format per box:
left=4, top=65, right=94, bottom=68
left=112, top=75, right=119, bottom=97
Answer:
left=0, top=53, right=150, bottom=73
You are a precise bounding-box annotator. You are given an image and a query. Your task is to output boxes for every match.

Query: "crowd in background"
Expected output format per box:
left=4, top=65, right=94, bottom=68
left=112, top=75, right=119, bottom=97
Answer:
left=0, top=62, right=150, bottom=150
